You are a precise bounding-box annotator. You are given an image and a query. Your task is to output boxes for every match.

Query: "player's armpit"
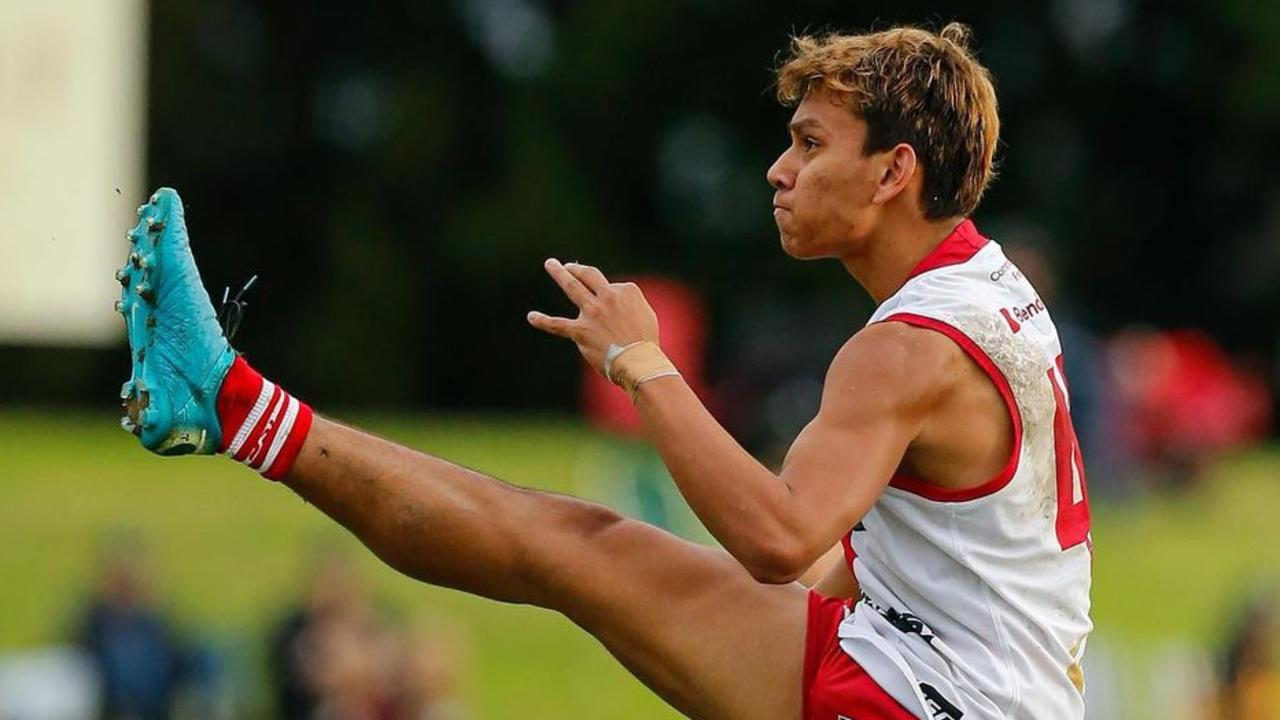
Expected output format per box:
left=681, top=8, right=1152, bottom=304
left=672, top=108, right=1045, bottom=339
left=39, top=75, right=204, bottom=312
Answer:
left=810, top=547, right=860, bottom=598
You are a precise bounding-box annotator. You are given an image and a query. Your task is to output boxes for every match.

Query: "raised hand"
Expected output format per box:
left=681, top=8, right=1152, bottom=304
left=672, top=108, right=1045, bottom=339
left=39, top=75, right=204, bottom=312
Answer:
left=527, top=259, right=660, bottom=377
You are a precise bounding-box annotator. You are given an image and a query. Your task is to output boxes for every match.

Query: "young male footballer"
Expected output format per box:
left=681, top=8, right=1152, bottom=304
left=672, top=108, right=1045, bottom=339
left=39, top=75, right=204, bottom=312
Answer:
left=116, top=23, right=1091, bottom=719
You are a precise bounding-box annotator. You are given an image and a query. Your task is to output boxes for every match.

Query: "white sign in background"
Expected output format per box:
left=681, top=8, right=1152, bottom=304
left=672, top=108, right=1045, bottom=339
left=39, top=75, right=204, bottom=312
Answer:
left=0, top=0, right=146, bottom=346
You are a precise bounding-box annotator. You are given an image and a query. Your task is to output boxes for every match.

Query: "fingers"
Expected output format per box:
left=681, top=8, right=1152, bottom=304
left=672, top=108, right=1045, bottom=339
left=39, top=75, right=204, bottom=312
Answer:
left=543, top=258, right=594, bottom=308
left=564, top=262, right=609, bottom=293
left=527, top=311, right=576, bottom=339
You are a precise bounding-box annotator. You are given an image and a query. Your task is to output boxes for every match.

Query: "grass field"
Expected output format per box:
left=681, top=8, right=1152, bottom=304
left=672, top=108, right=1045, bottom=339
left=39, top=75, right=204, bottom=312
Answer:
left=2, top=408, right=1278, bottom=717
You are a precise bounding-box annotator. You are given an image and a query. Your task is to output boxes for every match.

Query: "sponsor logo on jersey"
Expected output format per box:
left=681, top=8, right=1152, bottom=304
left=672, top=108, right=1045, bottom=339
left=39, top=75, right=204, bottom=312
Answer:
left=988, top=260, right=1023, bottom=283
left=999, top=297, right=1046, bottom=333
left=862, top=596, right=937, bottom=645
left=921, top=683, right=965, bottom=719
left=999, top=308, right=1021, bottom=333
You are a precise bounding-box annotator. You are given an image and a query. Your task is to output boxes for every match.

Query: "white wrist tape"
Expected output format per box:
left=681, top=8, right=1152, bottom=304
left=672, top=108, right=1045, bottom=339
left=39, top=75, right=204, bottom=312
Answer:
left=603, top=340, right=680, bottom=400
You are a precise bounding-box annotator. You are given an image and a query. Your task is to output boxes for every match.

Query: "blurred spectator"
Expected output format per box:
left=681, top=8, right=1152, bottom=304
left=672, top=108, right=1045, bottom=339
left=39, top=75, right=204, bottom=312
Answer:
left=387, top=623, right=470, bottom=720
left=1002, top=225, right=1273, bottom=495
left=1108, top=328, right=1273, bottom=489
left=73, top=533, right=193, bottom=720
left=580, top=276, right=713, bottom=437
left=1216, top=590, right=1280, bottom=720
left=269, top=546, right=469, bottom=720
left=269, top=548, right=383, bottom=719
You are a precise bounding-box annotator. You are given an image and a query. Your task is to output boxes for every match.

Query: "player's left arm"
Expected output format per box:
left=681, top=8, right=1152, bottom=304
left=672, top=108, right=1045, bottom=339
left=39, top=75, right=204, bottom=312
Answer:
left=529, top=260, right=951, bottom=584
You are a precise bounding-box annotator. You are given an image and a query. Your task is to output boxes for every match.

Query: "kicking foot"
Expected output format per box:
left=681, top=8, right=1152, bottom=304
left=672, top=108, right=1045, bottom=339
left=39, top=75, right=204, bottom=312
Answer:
left=117, top=188, right=235, bottom=455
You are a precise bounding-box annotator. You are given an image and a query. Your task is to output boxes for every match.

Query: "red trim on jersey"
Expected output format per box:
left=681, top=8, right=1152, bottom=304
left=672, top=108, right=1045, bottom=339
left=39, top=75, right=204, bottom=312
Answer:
left=840, top=531, right=857, bottom=567
left=877, top=312, right=1024, bottom=502
left=907, top=218, right=989, bottom=279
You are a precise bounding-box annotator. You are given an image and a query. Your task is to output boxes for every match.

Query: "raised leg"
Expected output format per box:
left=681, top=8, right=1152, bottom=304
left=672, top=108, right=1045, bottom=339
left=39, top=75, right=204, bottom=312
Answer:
left=113, top=188, right=808, bottom=720
left=286, top=416, right=808, bottom=720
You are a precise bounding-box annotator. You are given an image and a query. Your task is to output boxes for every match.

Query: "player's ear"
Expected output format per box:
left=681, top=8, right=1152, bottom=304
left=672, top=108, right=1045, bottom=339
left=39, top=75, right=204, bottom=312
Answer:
left=870, top=143, right=917, bottom=206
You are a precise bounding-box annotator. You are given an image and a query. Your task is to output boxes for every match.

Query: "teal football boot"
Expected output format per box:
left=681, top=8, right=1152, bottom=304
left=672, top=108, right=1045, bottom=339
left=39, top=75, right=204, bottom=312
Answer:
left=117, top=188, right=235, bottom=455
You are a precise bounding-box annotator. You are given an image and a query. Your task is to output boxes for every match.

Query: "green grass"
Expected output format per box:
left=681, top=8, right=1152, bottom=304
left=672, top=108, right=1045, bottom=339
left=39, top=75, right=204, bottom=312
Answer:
left=0, top=409, right=672, bottom=718
left=1091, top=450, right=1280, bottom=644
left=1, top=408, right=1278, bottom=717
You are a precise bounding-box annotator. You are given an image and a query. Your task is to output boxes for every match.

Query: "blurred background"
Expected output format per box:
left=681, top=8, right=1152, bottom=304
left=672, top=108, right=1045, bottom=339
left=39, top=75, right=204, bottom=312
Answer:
left=2, top=0, right=1280, bottom=718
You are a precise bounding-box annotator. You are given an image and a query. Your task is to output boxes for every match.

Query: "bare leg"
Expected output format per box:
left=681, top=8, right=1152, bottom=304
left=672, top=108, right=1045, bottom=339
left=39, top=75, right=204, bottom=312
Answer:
left=285, top=416, right=807, bottom=720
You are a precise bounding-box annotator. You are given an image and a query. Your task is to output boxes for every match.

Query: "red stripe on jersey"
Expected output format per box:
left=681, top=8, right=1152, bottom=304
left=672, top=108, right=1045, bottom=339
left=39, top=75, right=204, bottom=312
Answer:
left=907, top=218, right=989, bottom=280
left=841, top=531, right=857, bottom=568
left=876, top=312, right=1024, bottom=502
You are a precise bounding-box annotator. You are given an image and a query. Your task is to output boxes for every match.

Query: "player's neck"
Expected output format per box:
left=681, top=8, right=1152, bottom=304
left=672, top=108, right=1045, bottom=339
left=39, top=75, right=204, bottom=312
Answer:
left=840, top=214, right=966, bottom=304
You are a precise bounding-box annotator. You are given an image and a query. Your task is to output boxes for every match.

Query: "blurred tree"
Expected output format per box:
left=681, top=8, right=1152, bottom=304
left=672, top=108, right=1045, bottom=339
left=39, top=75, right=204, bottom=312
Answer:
left=15, top=0, right=1276, bottom=417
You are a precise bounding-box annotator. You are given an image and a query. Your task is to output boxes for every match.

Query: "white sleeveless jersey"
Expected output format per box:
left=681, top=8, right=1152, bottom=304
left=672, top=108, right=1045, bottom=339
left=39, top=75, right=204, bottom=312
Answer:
left=837, top=220, right=1093, bottom=719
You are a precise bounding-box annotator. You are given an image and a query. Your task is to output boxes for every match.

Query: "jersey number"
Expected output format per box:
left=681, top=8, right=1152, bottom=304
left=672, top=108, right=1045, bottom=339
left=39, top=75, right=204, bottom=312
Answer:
left=1048, top=355, right=1090, bottom=550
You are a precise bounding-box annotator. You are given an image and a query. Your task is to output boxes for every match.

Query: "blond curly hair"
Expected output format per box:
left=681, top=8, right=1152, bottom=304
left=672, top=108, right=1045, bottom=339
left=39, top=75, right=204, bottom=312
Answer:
left=776, top=23, right=1000, bottom=220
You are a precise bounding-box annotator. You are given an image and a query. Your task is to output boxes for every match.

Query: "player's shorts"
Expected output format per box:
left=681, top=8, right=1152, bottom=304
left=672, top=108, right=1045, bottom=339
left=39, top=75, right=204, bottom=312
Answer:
left=804, top=591, right=918, bottom=720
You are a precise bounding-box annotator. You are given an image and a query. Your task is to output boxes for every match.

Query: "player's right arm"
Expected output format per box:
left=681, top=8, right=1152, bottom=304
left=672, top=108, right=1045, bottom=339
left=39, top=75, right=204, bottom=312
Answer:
left=627, top=328, right=944, bottom=583
left=529, top=264, right=960, bottom=584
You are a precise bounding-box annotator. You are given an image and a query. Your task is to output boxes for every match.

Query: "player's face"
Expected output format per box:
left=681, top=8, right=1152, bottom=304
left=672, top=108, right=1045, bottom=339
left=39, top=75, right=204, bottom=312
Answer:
left=766, top=88, right=885, bottom=260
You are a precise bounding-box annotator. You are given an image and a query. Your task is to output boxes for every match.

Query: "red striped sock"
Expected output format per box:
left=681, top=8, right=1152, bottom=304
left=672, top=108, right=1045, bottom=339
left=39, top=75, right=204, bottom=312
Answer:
left=216, top=356, right=314, bottom=480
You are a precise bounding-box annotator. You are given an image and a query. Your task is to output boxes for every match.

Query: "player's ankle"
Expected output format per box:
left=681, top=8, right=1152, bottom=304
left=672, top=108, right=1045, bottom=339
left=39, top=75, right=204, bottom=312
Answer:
left=215, top=356, right=313, bottom=480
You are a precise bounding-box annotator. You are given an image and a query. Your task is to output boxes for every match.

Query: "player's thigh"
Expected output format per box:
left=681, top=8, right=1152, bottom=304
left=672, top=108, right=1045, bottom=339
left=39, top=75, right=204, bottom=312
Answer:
left=546, top=515, right=808, bottom=720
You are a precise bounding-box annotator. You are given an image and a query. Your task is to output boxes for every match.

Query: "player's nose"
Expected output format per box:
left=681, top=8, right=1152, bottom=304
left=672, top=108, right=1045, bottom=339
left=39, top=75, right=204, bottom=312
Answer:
left=766, top=152, right=794, bottom=191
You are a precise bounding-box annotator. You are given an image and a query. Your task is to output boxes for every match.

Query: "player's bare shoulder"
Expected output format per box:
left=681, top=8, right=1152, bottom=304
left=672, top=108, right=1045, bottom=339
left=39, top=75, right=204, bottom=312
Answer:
left=830, top=320, right=1013, bottom=489
left=823, top=321, right=975, bottom=419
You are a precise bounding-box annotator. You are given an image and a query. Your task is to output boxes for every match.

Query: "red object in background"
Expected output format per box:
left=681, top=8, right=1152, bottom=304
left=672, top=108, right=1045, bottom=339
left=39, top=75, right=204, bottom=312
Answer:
left=582, top=277, right=710, bottom=436
left=1109, top=328, right=1272, bottom=459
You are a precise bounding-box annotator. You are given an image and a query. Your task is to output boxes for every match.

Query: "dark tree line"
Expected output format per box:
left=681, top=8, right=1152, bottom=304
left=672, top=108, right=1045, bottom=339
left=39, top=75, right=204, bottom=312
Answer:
left=14, top=0, right=1279, bottom=413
